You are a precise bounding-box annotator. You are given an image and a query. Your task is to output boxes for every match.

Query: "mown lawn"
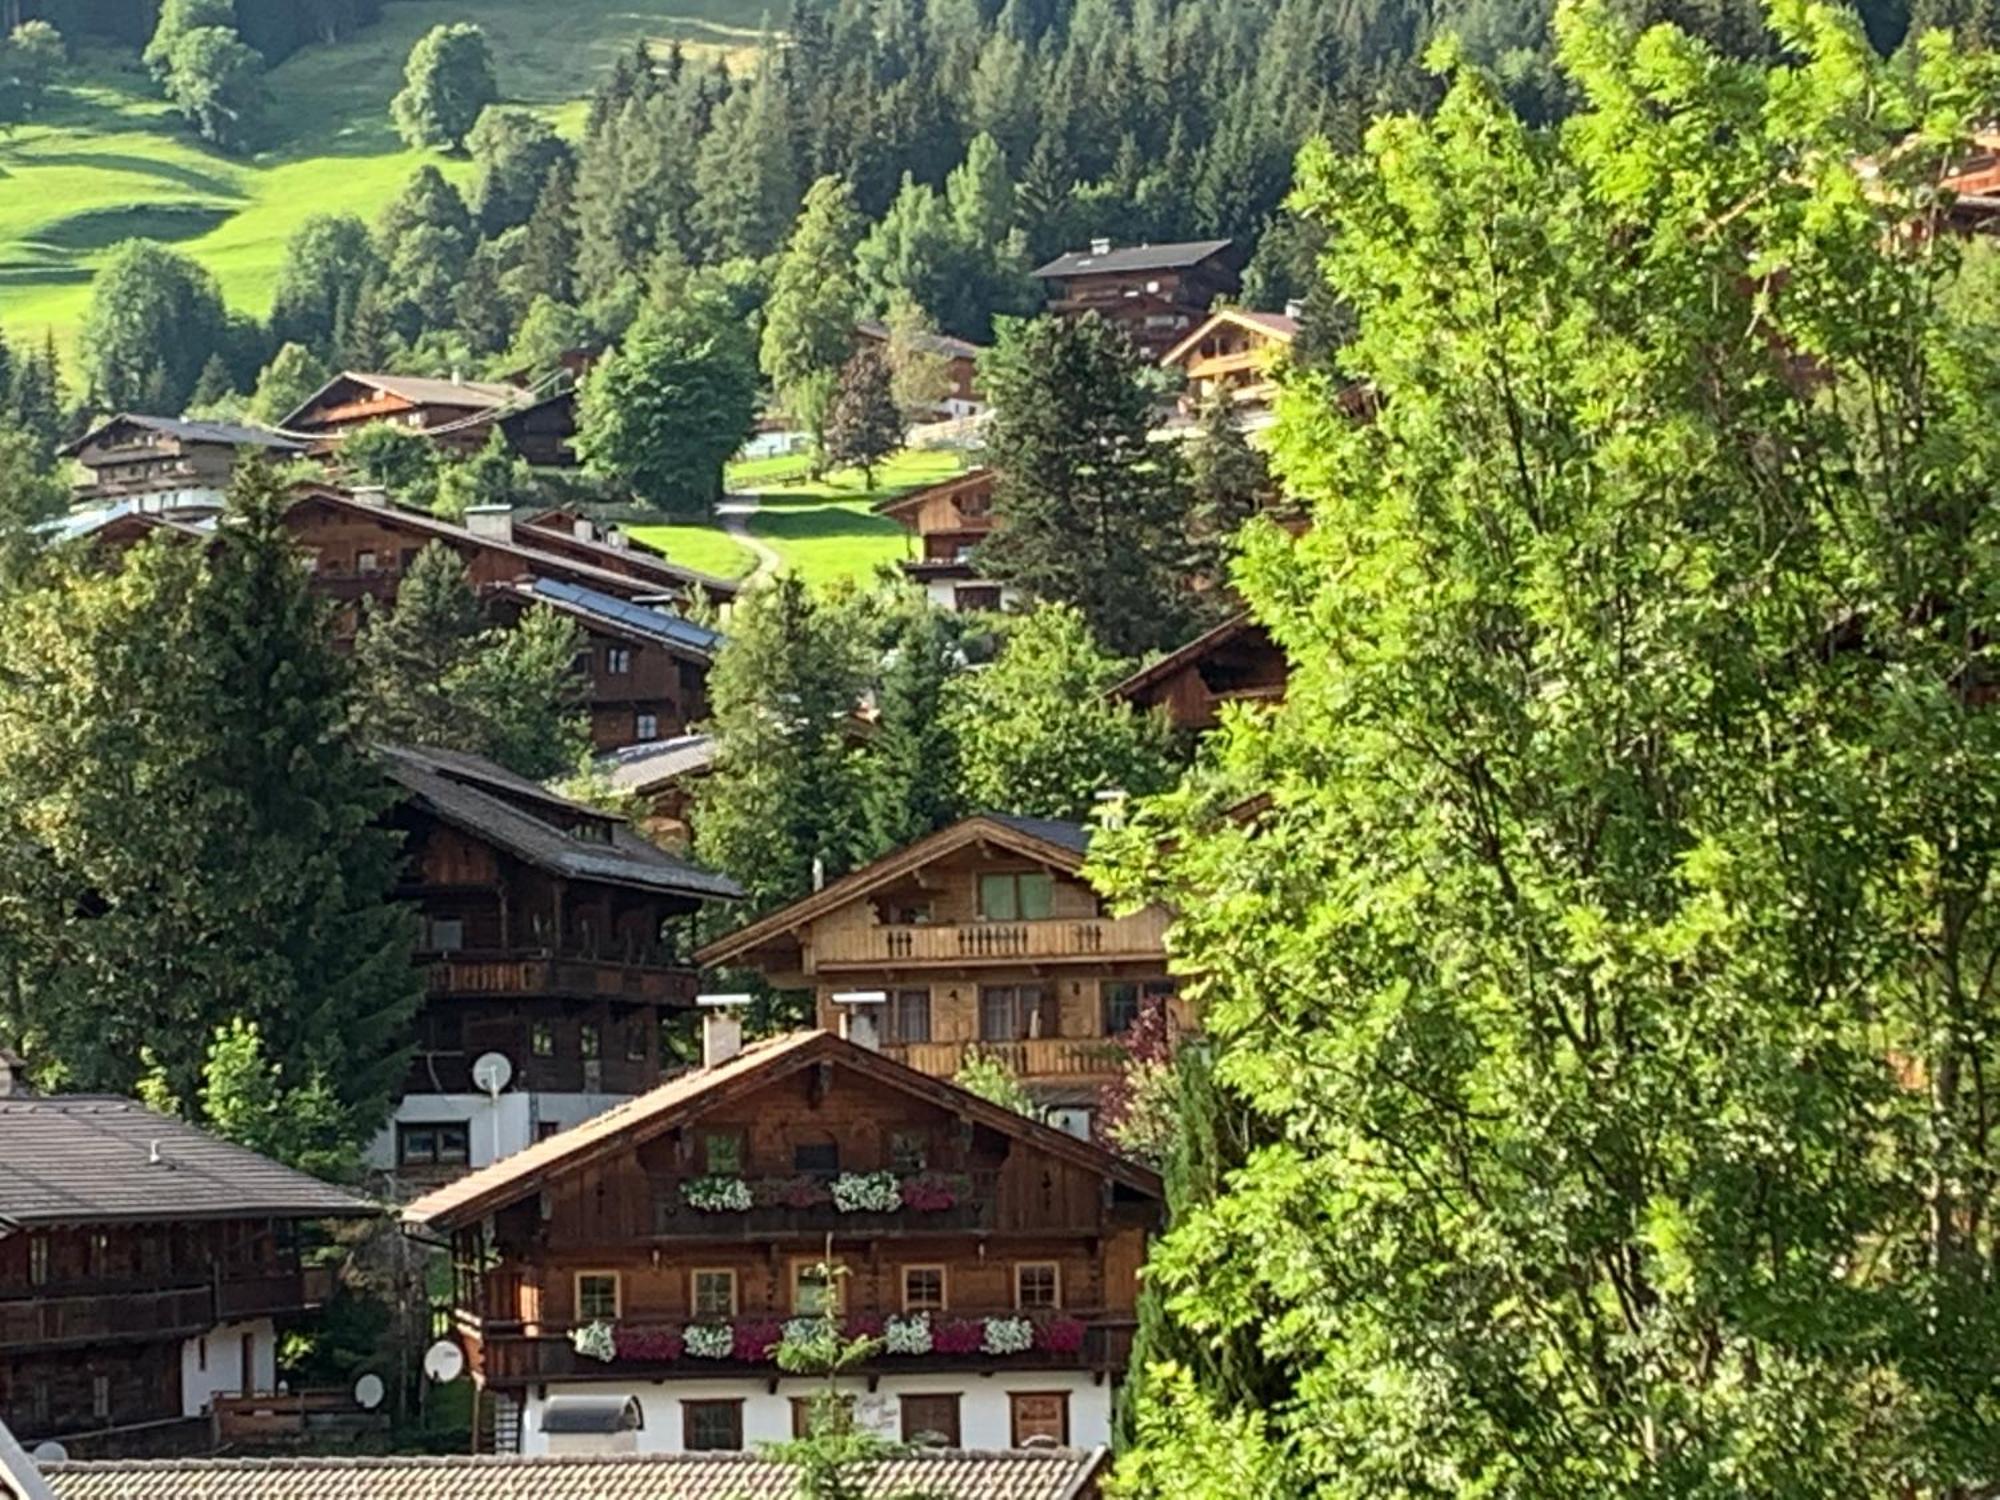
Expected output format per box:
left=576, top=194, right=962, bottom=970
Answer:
left=0, top=1, right=763, bottom=351
left=738, top=449, right=970, bottom=587
left=622, top=523, right=760, bottom=583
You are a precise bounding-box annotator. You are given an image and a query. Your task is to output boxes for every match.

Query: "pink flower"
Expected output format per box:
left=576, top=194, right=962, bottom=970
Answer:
left=733, top=1319, right=782, bottom=1362
left=613, top=1326, right=683, bottom=1362
left=898, top=1172, right=960, bottom=1212
left=1035, top=1317, right=1086, bottom=1355
left=843, top=1313, right=885, bottom=1341
left=931, top=1317, right=985, bottom=1355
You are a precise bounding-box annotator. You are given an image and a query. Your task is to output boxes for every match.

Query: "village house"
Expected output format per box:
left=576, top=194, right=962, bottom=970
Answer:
left=694, top=815, right=1181, bottom=1136
left=596, top=734, right=718, bottom=853
left=278, top=372, right=536, bottom=461
left=401, top=1024, right=1162, bottom=1459
left=0, top=1060, right=369, bottom=1459
left=22, top=1445, right=1110, bottom=1499
left=1030, top=239, right=1243, bottom=359
left=376, top=745, right=741, bottom=1183
left=875, top=468, right=1011, bottom=614
left=1109, top=612, right=1290, bottom=733
left=57, top=416, right=304, bottom=513
left=853, top=321, right=986, bottom=419
left=1158, top=307, right=1299, bottom=418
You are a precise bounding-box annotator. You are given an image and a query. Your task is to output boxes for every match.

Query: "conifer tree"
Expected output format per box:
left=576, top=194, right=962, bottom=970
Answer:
left=759, top=175, right=863, bottom=413
left=691, top=56, right=801, bottom=261
left=859, top=590, right=966, bottom=851
left=517, top=156, right=578, bottom=307
left=9, top=333, right=60, bottom=452
left=978, top=314, right=1198, bottom=656
left=355, top=541, right=486, bottom=750
left=187, top=352, right=239, bottom=413
left=271, top=212, right=381, bottom=359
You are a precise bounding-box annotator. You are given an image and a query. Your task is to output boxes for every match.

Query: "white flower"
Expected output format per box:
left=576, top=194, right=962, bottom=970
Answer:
left=883, top=1313, right=933, bottom=1355
left=683, top=1323, right=734, bottom=1359
left=682, top=1175, right=753, bottom=1212
left=570, top=1321, right=616, bottom=1363
left=782, top=1317, right=823, bottom=1347
left=830, top=1170, right=901, bottom=1213
left=982, top=1315, right=1033, bottom=1355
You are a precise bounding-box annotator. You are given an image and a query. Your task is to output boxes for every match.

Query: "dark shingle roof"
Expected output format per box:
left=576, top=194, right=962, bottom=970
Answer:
left=0, top=1098, right=371, bottom=1228
left=598, top=734, right=718, bottom=793
left=1031, top=238, right=1234, bottom=279
left=39, top=1448, right=1109, bottom=1500
left=379, top=745, right=741, bottom=903
left=60, top=414, right=304, bottom=458
left=854, top=318, right=985, bottom=361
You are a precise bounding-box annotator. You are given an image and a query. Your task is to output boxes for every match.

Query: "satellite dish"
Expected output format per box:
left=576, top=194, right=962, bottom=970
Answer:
left=471, top=1051, right=513, bottom=1097
left=32, top=1441, right=69, bottom=1465
left=352, top=1373, right=385, bottom=1411
left=423, top=1339, right=466, bottom=1384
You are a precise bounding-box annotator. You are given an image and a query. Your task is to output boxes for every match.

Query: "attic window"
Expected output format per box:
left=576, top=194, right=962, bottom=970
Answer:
left=568, top=819, right=613, bottom=845
left=979, top=871, right=1053, bottom=921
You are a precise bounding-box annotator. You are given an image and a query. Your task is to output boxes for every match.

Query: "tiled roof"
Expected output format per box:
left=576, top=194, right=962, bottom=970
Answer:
left=598, top=734, right=718, bottom=793
left=1031, top=238, right=1234, bottom=279
left=0, top=1098, right=372, bottom=1228
left=854, top=318, right=986, bottom=362
left=984, top=813, right=1090, bottom=855
left=379, top=744, right=742, bottom=903
left=335, top=373, right=527, bottom=410
left=402, top=1029, right=1161, bottom=1231
left=39, top=1448, right=1109, bottom=1500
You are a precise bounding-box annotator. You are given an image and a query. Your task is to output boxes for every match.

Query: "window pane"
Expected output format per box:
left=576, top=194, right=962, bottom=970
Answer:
left=684, top=1400, right=741, bottom=1451
left=980, top=987, right=1017, bottom=1041
left=901, top=1394, right=960, bottom=1446
left=979, top=873, right=1018, bottom=921
left=578, top=1274, right=619, bottom=1320
left=903, top=1267, right=945, bottom=1311
left=1103, top=982, right=1140, bottom=1035
left=704, top=1132, right=743, bottom=1175
left=693, top=1270, right=735, bottom=1319
left=1016, top=1263, right=1059, bottom=1309
left=579, top=1024, right=601, bottom=1061
left=437, top=1125, right=470, bottom=1164
left=1018, top=872, right=1054, bottom=919
left=892, top=989, right=931, bottom=1044
left=1011, top=1392, right=1069, bottom=1446
left=794, top=1141, right=839, bottom=1176
left=531, top=1021, right=555, bottom=1057
left=890, top=1129, right=929, bottom=1173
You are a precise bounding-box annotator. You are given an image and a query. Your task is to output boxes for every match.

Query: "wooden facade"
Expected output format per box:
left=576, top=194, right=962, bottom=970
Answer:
left=1110, top=613, right=1289, bottom=732
left=876, top=469, right=1004, bottom=613
left=1160, top=308, right=1299, bottom=413
left=1031, top=239, right=1244, bottom=358
left=280, top=373, right=529, bottom=460
left=852, top=322, right=984, bottom=415
left=405, top=1032, right=1162, bottom=1422
left=696, top=817, right=1182, bottom=1126
left=58, top=417, right=303, bottom=509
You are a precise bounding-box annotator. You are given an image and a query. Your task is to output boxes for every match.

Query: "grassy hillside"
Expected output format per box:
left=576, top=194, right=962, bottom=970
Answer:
left=0, top=0, right=764, bottom=351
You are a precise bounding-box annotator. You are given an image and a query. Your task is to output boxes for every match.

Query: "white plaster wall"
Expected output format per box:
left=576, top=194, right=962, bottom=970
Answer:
left=180, top=1318, right=277, bottom=1417
left=365, top=1091, right=630, bottom=1171
left=521, top=1371, right=1110, bottom=1456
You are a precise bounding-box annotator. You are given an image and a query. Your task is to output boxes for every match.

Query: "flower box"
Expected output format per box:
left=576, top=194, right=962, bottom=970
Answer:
left=1034, top=1317, right=1087, bottom=1355
left=931, top=1317, right=986, bottom=1355
left=682, top=1323, right=733, bottom=1359
left=831, top=1170, right=901, bottom=1213
left=681, top=1175, right=752, bottom=1212
left=982, top=1315, right=1034, bottom=1355
left=733, top=1319, right=782, bottom=1362
left=614, top=1325, right=684, bottom=1362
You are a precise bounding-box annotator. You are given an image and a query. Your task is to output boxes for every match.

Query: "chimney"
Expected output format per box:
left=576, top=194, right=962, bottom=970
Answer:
left=606, top=528, right=629, bottom=551
left=831, top=991, right=886, bottom=1051
left=572, top=516, right=594, bottom=541
left=1284, top=298, right=1304, bottom=321
left=464, top=504, right=514, bottom=543
left=696, top=994, right=751, bottom=1068
left=450, top=366, right=463, bottom=386
left=1089, top=236, right=1111, bottom=256
left=352, top=484, right=388, bottom=507
left=0, top=1048, right=30, bottom=1098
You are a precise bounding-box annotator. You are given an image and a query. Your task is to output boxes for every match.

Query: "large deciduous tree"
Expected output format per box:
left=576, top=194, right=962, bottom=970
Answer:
left=978, top=313, right=1198, bottom=657
left=163, top=23, right=264, bottom=150
left=270, top=212, right=381, bottom=360
left=823, top=345, right=901, bottom=487
left=1101, top=4, right=2000, bottom=1494
left=573, top=289, right=757, bottom=517
left=79, top=239, right=228, bottom=412
left=390, top=22, right=496, bottom=152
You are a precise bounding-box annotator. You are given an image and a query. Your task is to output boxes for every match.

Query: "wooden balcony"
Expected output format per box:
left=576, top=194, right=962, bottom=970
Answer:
left=425, top=951, right=698, bottom=1005
left=470, top=1316, right=1136, bottom=1386
left=812, top=910, right=1169, bottom=971
left=648, top=1171, right=1003, bottom=1238
left=214, top=1266, right=334, bottom=1321
left=0, top=1285, right=214, bottom=1350
left=883, top=1037, right=1123, bottom=1079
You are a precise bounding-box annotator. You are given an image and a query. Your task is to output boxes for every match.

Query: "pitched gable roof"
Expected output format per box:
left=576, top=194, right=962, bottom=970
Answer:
left=59, top=414, right=305, bottom=458
left=597, top=733, right=719, bottom=794
left=853, top=318, right=985, bottom=362
left=1108, top=612, right=1260, bottom=704
left=402, top=1028, right=1158, bottom=1230
left=872, top=467, right=993, bottom=520
left=280, top=373, right=527, bottom=428
left=1158, top=307, right=1300, bottom=368
left=0, top=1098, right=372, bottom=1228
left=39, top=1447, right=1110, bottom=1500
left=693, top=813, right=1090, bottom=968
left=1031, top=238, right=1235, bottom=279
left=518, top=579, right=724, bottom=658
left=379, top=744, right=741, bottom=903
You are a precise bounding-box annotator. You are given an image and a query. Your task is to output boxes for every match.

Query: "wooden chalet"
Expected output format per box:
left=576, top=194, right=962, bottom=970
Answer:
left=375, top=746, right=742, bottom=1180
left=596, top=734, right=718, bottom=852
left=0, top=1065, right=369, bottom=1458
left=1030, top=239, right=1243, bottom=358
left=486, top=580, right=721, bottom=751
left=34, top=1446, right=1110, bottom=1498
left=57, top=416, right=303, bottom=512
left=1159, top=307, right=1299, bottom=415
left=852, top=321, right=985, bottom=418
left=695, top=815, right=1182, bottom=1132
left=279, top=373, right=533, bottom=460
left=402, top=1027, right=1162, bottom=1457
left=1109, top=612, right=1289, bottom=732
left=505, top=511, right=735, bottom=607
left=874, top=469, right=1008, bottom=613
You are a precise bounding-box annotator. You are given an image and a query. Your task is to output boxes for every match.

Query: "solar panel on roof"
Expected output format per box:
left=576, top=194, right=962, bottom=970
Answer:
left=529, top=578, right=724, bottom=652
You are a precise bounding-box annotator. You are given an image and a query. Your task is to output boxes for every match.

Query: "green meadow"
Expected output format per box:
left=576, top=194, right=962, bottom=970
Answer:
left=0, top=1, right=765, bottom=352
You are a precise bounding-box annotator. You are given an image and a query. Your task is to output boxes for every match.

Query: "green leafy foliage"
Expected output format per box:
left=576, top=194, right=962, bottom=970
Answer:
left=467, top=105, right=572, bottom=238
left=951, top=1049, right=1041, bottom=1118
left=163, top=23, right=264, bottom=151
left=760, top=175, right=864, bottom=404
left=0, top=19, right=63, bottom=126
left=270, top=213, right=381, bottom=361
left=574, top=289, right=758, bottom=517
left=338, top=421, right=440, bottom=503
left=823, top=346, right=902, bottom=488
left=390, top=22, right=497, bottom=152
left=249, top=341, right=325, bottom=425
left=1101, top=3, right=2000, bottom=1492
left=142, top=0, right=232, bottom=80
left=79, top=239, right=228, bottom=411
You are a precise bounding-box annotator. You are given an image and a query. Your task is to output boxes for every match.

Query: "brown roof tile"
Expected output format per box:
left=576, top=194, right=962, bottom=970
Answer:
left=40, top=1447, right=1108, bottom=1499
